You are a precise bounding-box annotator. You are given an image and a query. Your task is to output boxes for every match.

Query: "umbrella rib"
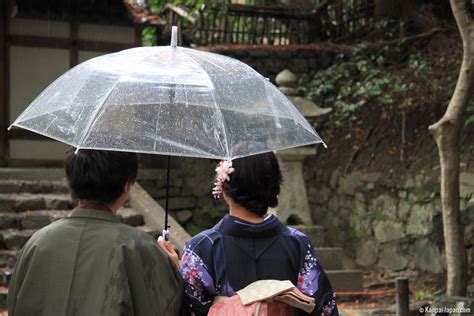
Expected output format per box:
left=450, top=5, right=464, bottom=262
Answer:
left=183, top=50, right=231, bottom=159
left=75, top=79, right=121, bottom=150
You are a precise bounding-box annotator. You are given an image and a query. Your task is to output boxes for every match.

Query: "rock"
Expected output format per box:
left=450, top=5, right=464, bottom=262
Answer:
left=290, top=58, right=309, bottom=72
left=173, top=210, right=193, bottom=224
left=44, top=194, right=70, bottom=209
left=369, top=194, right=398, bottom=220
left=290, top=97, right=332, bottom=117
left=308, top=186, right=331, bottom=204
left=379, top=247, right=408, bottom=271
left=338, top=172, right=363, bottom=196
left=15, top=194, right=45, bottom=211
left=116, top=208, right=144, bottom=227
left=329, top=169, right=340, bottom=189
left=182, top=158, right=215, bottom=197
left=278, top=87, right=298, bottom=96
left=0, top=180, right=21, bottom=193
left=374, top=221, right=404, bottom=243
left=360, top=173, right=382, bottom=183
left=275, top=69, right=297, bottom=87
left=248, top=48, right=270, bottom=57
left=2, top=230, right=35, bottom=250
left=317, top=52, right=333, bottom=68
left=406, top=204, right=435, bottom=236
left=398, top=200, right=412, bottom=219
left=356, top=240, right=379, bottom=267
left=415, top=239, right=443, bottom=274
left=158, top=196, right=196, bottom=211
left=0, top=214, right=17, bottom=229
left=460, top=172, right=474, bottom=199
left=20, top=213, right=52, bottom=229
left=0, top=195, right=16, bottom=211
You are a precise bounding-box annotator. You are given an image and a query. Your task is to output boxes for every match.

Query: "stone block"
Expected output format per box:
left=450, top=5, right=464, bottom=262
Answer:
left=0, top=251, right=18, bottom=269
left=117, top=208, right=144, bottom=227
left=415, top=239, right=443, bottom=274
left=406, top=204, right=435, bottom=236
left=290, top=225, right=325, bottom=247
left=248, top=48, right=270, bottom=57
left=369, top=194, right=398, bottom=220
left=0, top=180, right=21, bottom=194
left=2, top=229, right=35, bottom=250
left=15, top=194, right=45, bottom=211
left=0, top=214, right=18, bottom=229
left=374, top=221, right=404, bottom=243
left=460, top=172, right=474, bottom=198
left=173, top=210, right=193, bottom=224
left=379, top=247, right=408, bottom=271
left=44, top=194, right=70, bottom=210
left=0, top=194, right=16, bottom=211
left=316, top=247, right=342, bottom=270
left=356, top=240, right=379, bottom=267
left=325, top=270, right=363, bottom=292
left=158, top=196, right=197, bottom=211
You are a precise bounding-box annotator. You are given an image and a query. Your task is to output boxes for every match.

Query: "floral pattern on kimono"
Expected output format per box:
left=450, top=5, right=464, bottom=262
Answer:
left=180, top=247, right=215, bottom=308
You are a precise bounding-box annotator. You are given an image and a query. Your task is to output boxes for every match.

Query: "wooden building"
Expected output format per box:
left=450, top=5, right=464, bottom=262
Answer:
left=0, top=0, right=143, bottom=166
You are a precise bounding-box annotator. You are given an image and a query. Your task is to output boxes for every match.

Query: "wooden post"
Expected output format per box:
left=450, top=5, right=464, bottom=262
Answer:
left=396, top=278, right=409, bottom=316
left=0, top=0, right=10, bottom=166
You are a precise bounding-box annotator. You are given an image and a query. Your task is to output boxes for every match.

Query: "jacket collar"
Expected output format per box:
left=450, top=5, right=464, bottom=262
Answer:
left=68, top=208, right=120, bottom=223
left=216, top=214, right=285, bottom=238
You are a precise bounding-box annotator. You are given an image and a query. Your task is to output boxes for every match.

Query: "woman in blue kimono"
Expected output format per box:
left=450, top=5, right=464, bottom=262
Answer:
left=162, top=152, right=338, bottom=315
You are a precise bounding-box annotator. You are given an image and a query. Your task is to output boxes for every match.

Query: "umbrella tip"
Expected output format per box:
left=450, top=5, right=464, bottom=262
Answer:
left=171, top=26, right=178, bottom=48
left=7, top=126, right=11, bottom=131
left=75, top=148, right=80, bottom=155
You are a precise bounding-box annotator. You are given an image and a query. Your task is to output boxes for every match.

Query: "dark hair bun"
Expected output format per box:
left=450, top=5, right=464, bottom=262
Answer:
left=223, top=152, right=282, bottom=216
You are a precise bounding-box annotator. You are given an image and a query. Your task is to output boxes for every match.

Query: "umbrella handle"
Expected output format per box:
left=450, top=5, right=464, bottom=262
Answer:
left=162, top=228, right=170, bottom=242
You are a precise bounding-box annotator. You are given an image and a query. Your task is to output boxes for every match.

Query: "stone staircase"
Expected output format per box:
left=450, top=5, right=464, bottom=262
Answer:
left=292, top=225, right=364, bottom=292
left=0, top=178, right=148, bottom=309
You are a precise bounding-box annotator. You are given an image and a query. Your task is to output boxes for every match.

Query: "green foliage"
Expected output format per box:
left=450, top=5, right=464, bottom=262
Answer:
left=465, top=100, right=474, bottom=127
left=301, top=41, right=441, bottom=124
left=142, top=27, right=157, bottom=46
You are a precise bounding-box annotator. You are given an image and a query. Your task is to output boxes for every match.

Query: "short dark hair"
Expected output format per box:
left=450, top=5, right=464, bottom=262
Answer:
left=223, top=152, right=282, bottom=217
left=64, top=148, right=138, bottom=204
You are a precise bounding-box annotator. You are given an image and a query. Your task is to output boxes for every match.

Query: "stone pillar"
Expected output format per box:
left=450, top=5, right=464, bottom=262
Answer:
left=275, top=147, right=316, bottom=224
left=272, top=69, right=332, bottom=224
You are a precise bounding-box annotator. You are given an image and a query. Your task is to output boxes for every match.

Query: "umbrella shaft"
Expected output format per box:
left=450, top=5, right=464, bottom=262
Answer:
left=165, top=155, right=171, bottom=230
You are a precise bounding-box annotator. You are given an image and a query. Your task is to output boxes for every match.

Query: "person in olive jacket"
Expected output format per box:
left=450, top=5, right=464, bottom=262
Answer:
left=8, top=148, right=183, bottom=316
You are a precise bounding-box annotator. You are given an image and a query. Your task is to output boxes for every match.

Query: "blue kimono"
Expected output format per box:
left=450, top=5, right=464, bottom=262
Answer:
left=179, top=214, right=338, bottom=315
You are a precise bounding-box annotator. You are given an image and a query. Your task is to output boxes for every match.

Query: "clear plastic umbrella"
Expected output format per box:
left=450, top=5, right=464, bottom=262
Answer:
left=9, top=27, right=325, bottom=239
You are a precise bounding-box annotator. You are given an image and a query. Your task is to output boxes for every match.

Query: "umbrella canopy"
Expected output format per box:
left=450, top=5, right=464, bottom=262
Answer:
left=9, top=31, right=324, bottom=161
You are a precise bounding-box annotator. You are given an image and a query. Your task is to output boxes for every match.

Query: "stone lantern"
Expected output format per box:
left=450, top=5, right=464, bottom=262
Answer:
left=273, top=69, right=332, bottom=224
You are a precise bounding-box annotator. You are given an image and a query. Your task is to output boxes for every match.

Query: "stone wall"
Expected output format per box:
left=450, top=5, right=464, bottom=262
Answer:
left=200, top=44, right=345, bottom=81
left=306, top=167, right=474, bottom=287
left=138, top=157, right=225, bottom=236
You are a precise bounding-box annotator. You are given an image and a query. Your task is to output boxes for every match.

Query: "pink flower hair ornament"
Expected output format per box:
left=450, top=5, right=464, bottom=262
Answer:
left=212, top=160, right=235, bottom=199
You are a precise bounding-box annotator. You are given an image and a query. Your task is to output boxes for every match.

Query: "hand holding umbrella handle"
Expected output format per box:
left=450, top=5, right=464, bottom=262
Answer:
left=162, top=227, right=170, bottom=241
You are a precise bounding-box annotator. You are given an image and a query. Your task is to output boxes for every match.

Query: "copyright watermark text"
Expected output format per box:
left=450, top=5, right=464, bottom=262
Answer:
left=419, top=306, right=471, bottom=314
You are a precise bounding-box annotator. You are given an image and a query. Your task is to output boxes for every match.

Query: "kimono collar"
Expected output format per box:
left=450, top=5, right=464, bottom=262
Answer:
left=68, top=208, right=120, bottom=223
left=217, top=214, right=285, bottom=238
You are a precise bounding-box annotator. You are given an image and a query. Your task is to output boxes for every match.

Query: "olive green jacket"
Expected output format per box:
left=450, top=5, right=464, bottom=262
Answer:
left=8, top=208, right=183, bottom=316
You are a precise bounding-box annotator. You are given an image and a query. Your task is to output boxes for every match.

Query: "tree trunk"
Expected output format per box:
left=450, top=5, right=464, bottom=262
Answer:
left=428, top=0, right=474, bottom=297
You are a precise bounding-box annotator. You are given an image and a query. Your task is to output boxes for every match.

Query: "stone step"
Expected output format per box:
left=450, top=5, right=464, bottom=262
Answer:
left=326, top=270, right=364, bottom=292
left=116, top=208, right=144, bottom=227
left=137, top=225, right=160, bottom=239
left=0, top=286, right=6, bottom=309
left=0, top=193, right=72, bottom=212
left=0, top=179, right=68, bottom=194
left=1, top=229, right=36, bottom=250
left=315, top=247, right=343, bottom=270
left=0, top=210, right=70, bottom=230
left=0, top=250, right=18, bottom=269
left=0, top=268, right=12, bottom=287
left=289, top=225, right=325, bottom=247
